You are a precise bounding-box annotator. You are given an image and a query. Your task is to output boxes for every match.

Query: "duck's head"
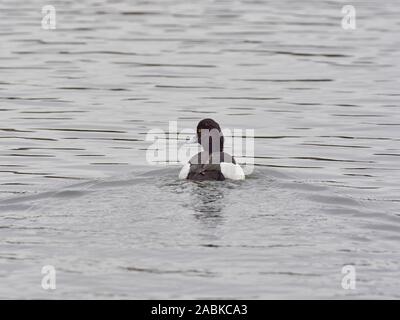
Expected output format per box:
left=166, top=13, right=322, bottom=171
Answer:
left=196, top=118, right=224, bottom=153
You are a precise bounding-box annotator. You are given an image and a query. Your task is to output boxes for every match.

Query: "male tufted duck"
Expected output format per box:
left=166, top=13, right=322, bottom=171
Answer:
left=179, top=119, right=245, bottom=181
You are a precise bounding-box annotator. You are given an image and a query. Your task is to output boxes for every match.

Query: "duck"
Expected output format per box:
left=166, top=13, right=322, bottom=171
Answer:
left=179, top=119, right=245, bottom=181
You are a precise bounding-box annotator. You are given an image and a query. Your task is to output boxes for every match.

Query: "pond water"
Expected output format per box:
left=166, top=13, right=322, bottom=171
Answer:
left=0, top=0, right=399, bottom=298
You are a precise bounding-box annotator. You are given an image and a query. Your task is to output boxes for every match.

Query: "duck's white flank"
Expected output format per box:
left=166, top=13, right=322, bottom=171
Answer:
left=178, top=163, right=191, bottom=179
left=220, top=163, right=245, bottom=180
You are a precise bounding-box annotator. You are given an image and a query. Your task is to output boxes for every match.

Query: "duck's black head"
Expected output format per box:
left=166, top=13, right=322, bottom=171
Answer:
left=196, top=118, right=224, bottom=153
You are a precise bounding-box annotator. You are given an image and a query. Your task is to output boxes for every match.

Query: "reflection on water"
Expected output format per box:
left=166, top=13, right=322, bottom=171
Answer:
left=190, top=183, right=225, bottom=243
left=0, top=0, right=400, bottom=298
left=191, top=182, right=225, bottom=215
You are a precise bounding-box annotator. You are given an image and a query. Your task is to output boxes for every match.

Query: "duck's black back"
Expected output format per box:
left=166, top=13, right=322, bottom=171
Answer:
left=187, top=152, right=236, bottom=181
left=187, top=163, right=225, bottom=181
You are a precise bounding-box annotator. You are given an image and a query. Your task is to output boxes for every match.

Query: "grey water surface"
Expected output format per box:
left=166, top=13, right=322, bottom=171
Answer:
left=0, top=0, right=400, bottom=298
